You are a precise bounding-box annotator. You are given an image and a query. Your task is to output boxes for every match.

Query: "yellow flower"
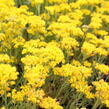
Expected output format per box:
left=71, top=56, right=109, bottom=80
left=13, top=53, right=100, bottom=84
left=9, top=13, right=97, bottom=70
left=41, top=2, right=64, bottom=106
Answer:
left=81, top=42, right=96, bottom=56
left=39, top=97, right=63, bottom=109
left=0, top=64, right=18, bottom=95
left=30, top=0, right=44, bottom=6
left=89, top=13, right=102, bottom=29
left=0, top=106, right=5, bottom=109
left=95, top=47, right=108, bottom=56
left=0, top=54, right=10, bottom=63
left=95, top=63, right=109, bottom=75
left=27, top=16, right=46, bottom=35
left=48, top=0, right=66, bottom=3
left=93, top=80, right=109, bottom=107
left=71, top=60, right=81, bottom=66
left=60, top=37, right=79, bottom=50
left=83, top=61, right=91, bottom=67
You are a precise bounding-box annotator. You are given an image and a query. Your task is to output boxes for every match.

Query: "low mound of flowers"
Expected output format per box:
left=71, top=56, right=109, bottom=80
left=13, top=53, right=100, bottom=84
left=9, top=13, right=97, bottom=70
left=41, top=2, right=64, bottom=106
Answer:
left=0, top=0, right=109, bottom=109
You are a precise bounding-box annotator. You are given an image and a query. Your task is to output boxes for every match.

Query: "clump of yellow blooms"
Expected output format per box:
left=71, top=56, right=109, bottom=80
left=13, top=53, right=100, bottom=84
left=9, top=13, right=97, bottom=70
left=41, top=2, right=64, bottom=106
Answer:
left=30, top=0, right=44, bottom=6
left=11, top=85, right=63, bottom=108
left=81, top=42, right=96, bottom=56
left=0, top=54, right=10, bottom=63
left=76, top=108, right=87, bottom=109
left=95, top=63, right=109, bottom=75
left=27, top=16, right=46, bottom=35
left=1, top=0, right=109, bottom=109
left=93, top=80, right=109, bottom=107
left=11, top=85, right=45, bottom=103
left=39, top=97, right=63, bottom=109
left=22, top=39, right=64, bottom=67
left=60, top=37, right=79, bottom=50
left=0, top=64, right=18, bottom=95
left=54, top=64, right=94, bottom=98
left=48, top=0, right=67, bottom=4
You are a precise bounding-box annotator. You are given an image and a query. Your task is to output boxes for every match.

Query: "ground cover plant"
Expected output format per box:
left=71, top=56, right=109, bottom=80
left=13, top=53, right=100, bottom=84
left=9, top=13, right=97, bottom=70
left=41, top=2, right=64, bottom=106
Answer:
left=1, top=0, right=109, bottom=109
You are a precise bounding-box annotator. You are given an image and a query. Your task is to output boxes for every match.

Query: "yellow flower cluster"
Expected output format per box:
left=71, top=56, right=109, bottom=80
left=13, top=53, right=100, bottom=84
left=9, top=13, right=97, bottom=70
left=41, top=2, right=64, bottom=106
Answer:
left=39, top=97, right=63, bottom=109
left=1, top=0, right=109, bottom=109
left=95, top=63, right=109, bottom=75
left=11, top=85, right=63, bottom=109
left=93, top=80, right=109, bottom=107
left=0, top=64, right=18, bottom=95
left=48, top=0, right=67, bottom=4
left=30, top=0, right=44, bottom=6
left=54, top=64, right=94, bottom=98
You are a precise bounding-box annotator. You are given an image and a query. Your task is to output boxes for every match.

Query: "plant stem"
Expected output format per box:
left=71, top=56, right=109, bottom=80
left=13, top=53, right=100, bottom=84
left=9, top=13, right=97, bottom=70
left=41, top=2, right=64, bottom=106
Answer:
left=4, top=91, right=8, bottom=109
left=55, top=79, right=68, bottom=98
left=92, top=99, right=100, bottom=109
